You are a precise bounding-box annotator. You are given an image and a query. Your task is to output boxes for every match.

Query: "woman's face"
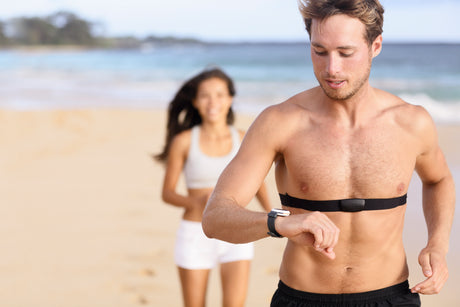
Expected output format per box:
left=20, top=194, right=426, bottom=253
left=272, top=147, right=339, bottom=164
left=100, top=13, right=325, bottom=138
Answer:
left=193, top=77, right=233, bottom=124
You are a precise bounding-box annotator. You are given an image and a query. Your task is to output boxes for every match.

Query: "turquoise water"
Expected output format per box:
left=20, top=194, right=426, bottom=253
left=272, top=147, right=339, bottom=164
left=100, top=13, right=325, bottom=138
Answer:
left=0, top=42, right=459, bottom=122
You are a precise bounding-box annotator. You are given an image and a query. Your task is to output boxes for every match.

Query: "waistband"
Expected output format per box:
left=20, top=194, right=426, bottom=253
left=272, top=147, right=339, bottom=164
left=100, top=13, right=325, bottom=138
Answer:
left=277, top=280, right=411, bottom=303
left=178, top=219, right=202, bottom=229
left=279, top=193, right=407, bottom=212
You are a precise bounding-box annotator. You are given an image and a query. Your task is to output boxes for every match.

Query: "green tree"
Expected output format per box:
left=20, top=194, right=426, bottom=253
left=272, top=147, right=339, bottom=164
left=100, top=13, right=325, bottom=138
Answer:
left=48, top=11, right=95, bottom=45
left=0, top=21, right=8, bottom=45
left=9, top=17, right=57, bottom=45
left=6, top=11, right=96, bottom=46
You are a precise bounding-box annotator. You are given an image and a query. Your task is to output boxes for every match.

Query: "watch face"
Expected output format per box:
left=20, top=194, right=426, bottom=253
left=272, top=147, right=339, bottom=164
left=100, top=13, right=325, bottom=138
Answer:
left=272, top=208, right=290, bottom=216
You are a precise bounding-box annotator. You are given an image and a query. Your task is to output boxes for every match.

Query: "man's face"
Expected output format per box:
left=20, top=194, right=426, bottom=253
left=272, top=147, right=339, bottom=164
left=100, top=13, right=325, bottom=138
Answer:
left=310, top=14, right=380, bottom=101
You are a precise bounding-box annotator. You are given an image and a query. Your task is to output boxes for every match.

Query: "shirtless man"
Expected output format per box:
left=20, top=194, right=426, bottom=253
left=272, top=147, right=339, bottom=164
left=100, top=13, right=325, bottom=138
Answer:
left=202, top=1, right=455, bottom=306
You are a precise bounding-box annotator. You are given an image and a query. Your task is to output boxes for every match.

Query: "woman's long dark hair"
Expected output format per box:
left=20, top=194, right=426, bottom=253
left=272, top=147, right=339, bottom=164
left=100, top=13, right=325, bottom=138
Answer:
left=155, top=67, right=236, bottom=163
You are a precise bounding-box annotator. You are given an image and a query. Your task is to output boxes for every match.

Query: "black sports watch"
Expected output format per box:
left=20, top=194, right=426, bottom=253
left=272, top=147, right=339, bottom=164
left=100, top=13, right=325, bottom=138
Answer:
left=267, top=208, right=290, bottom=238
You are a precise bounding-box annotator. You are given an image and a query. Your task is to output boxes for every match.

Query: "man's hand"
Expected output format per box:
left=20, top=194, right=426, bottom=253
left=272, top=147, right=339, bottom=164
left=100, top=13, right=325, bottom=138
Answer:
left=276, top=211, right=340, bottom=259
left=411, top=246, right=449, bottom=294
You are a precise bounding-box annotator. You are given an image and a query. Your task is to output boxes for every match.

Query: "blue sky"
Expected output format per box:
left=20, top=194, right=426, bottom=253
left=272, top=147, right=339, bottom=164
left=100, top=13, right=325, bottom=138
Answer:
left=1, top=0, right=459, bottom=42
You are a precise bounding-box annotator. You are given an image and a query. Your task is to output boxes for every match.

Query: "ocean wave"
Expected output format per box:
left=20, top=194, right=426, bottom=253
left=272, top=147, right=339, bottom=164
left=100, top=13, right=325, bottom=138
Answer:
left=400, top=93, right=460, bottom=124
left=234, top=83, right=460, bottom=124
left=0, top=69, right=458, bottom=124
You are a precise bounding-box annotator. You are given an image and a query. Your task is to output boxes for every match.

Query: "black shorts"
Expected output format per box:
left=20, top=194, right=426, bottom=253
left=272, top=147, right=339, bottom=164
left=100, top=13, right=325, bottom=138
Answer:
left=270, top=280, right=421, bottom=307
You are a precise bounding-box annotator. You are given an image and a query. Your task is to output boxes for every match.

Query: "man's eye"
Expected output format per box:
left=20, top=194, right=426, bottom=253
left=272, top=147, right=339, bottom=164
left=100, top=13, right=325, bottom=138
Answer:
left=314, top=50, right=327, bottom=56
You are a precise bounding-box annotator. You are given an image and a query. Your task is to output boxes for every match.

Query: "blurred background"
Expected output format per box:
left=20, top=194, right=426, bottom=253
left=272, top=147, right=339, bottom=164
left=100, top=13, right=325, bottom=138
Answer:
left=0, top=1, right=458, bottom=306
left=0, top=0, right=459, bottom=122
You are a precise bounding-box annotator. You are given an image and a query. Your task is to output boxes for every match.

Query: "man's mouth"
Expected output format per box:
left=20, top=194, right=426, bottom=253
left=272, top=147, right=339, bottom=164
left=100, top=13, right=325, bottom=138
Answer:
left=326, top=80, right=345, bottom=89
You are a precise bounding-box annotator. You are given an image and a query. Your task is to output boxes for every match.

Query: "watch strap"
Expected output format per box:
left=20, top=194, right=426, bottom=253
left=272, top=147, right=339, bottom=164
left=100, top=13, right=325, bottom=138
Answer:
left=267, top=211, right=283, bottom=238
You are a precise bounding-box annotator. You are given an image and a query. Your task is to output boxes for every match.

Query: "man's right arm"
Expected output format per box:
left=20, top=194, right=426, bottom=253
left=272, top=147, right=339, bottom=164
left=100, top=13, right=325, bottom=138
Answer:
left=202, top=106, right=280, bottom=243
left=202, top=104, right=340, bottom=258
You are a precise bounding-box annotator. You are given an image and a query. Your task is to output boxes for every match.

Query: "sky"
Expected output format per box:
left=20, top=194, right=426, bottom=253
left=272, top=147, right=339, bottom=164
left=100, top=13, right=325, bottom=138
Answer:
left=1, top=0, right=459, bottom=43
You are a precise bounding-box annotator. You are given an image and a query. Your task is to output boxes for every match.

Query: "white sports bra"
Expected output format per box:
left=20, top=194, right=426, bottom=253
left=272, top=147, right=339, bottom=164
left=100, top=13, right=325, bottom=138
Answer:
left=183, top=125, right=240, bottom=189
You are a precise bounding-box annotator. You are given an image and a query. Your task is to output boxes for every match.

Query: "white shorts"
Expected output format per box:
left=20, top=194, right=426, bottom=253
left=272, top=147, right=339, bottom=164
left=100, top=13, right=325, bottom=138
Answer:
left=174, top=220, right=254, bottom=270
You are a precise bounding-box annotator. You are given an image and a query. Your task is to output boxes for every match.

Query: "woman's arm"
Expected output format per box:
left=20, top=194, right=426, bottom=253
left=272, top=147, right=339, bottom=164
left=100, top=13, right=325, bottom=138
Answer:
left=161, top=132, right=202, bottom=209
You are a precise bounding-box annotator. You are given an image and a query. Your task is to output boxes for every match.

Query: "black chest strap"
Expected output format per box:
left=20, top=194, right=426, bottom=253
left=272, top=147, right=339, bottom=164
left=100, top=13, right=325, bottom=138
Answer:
left=279, top=193, right=407, bottom=212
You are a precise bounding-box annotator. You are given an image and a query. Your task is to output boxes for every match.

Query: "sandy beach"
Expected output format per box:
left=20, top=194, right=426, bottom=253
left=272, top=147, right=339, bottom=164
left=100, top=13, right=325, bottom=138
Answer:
left=1, top=108, right=459, bottom=307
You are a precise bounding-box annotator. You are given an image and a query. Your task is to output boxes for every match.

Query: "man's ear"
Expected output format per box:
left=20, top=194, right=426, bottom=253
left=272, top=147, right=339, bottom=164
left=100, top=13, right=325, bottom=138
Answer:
left=372, top=35, right=383, bottom=58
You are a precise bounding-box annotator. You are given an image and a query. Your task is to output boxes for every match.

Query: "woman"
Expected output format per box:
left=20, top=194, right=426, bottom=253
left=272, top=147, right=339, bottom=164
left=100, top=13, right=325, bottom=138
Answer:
left=156, top=67, right=272, bottom=307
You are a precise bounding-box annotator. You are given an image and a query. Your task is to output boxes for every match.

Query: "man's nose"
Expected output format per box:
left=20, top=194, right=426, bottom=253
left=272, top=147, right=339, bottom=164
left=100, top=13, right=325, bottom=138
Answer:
left=326, top=54, right=341, bottom=76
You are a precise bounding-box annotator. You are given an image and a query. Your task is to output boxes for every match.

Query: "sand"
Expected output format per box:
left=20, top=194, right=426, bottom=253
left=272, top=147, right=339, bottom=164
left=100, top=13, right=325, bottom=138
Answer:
left=0, top=108, right=458, bottom=306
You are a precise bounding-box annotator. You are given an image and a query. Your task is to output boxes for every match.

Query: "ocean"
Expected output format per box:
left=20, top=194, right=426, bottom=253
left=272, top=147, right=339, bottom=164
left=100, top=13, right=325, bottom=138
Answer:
left=0, top=42, right=459, bottom=123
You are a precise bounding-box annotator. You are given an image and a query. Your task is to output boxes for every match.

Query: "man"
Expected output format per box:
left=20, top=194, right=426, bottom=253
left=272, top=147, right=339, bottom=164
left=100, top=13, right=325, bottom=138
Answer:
left=202, top=0, right=455, bottom=306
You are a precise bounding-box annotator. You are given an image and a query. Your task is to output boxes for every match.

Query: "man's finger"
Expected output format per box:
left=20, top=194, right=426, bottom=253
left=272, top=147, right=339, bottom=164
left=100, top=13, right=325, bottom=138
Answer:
left=418, top=252, right=433, bottom=277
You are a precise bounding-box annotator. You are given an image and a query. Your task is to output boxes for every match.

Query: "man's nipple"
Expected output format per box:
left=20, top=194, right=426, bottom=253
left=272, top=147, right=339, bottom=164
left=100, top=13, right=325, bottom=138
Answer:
left=300, top=183, right=309, bottom=193
left=397, top=183, right=406, bottom=194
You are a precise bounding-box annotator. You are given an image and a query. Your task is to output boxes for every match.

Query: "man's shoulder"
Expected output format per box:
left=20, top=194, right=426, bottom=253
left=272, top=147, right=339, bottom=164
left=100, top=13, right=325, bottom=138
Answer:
left=258, top=89, right=316, bottom=120
left=245, top=91, right=315, bottom=146
left=377, top=89, right=435, bottom=133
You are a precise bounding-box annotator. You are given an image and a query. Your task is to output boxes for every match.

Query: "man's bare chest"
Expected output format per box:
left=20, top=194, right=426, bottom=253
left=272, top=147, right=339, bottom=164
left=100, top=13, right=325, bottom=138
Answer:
left=279, top=126, right=417, bottom=197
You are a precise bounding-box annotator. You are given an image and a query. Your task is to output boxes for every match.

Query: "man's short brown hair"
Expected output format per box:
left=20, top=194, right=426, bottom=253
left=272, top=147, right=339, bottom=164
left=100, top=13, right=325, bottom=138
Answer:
left=299, top=0, right=384, bottom=45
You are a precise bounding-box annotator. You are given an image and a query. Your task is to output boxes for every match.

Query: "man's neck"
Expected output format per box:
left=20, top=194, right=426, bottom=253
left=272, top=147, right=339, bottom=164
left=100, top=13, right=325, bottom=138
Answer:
left=321, top=84, right=377, bottom=128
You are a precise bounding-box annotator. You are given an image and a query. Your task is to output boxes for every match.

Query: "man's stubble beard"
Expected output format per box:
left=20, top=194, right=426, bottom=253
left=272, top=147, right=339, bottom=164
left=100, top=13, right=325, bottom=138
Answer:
left=318, top=59, right=372, bottom=101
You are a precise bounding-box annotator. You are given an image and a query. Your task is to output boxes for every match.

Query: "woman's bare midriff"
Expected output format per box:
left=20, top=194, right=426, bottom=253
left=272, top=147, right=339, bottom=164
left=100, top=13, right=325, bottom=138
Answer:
left=182, top=187, right=214, bottom=221
left=278, top=206, right=409, bottom=293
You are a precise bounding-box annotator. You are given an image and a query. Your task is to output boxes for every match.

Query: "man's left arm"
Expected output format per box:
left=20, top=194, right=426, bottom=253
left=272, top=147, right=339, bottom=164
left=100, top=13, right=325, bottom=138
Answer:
left=412, top=109, right=456, bottom=295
